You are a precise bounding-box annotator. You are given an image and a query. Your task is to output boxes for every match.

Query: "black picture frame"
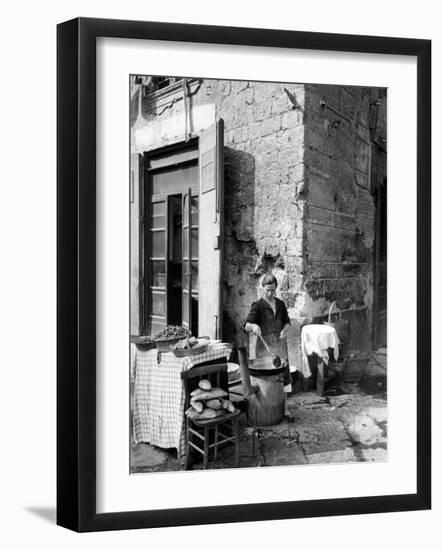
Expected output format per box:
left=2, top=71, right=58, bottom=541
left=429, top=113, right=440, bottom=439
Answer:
left=57, top=17, right=431, bottom=532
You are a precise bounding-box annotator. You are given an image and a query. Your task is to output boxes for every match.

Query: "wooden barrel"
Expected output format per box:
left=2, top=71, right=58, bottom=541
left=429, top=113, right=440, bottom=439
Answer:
left=247, top=357, right=285, bottom=426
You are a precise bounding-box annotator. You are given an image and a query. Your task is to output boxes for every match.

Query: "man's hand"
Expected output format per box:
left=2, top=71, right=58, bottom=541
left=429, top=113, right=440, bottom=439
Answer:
left=279, top=327, right=288, bottom=339
left=251, top=324, right=262, bottom=336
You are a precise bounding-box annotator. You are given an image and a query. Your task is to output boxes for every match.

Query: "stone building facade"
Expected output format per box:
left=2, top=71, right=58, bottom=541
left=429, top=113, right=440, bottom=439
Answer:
left=130, top=76, right=387, bottom=368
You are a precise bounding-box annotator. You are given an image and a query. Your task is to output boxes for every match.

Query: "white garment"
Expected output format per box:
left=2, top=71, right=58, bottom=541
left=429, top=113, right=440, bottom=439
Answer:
left=301, top=324, right=340, bottom=377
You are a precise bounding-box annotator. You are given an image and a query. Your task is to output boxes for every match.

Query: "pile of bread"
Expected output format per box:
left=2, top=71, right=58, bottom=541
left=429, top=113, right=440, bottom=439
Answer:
left=185, top=378, right=235, bottom=420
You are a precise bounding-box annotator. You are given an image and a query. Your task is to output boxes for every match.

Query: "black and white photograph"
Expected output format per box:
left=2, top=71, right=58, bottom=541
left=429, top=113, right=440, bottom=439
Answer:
left=129, top=75, right=388, bottom=473
left=0, top=0, right=436, bottom=542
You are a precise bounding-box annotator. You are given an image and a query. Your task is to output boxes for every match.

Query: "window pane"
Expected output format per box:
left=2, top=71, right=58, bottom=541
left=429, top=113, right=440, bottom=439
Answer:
left=150, top=230, right=165, bottom=257
left=151, top=215, right=166, bottom=229
left=182, top=232, right=189, bottom=259
left=151, top=291, right=166, bottom=316
left=151, top=261, right=166, bottom=288
left=182, top=195, right=189, bottom=226
left=151, top=164, right=197, bottom=195
left=151, top=201, right=165, bottom=216
left=150, top=319, right=166, bottom=335
left=150, top=201, right=165, bottom=229
left=182, top=291, right=189, bottom=321
left=191, top=196, right=199, bottom=225
left=191, top=229, right=199, bottom=259
left=191, top=261, right=198, bottom=292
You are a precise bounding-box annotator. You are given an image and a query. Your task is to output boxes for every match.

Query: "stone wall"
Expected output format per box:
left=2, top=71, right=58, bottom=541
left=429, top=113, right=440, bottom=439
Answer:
left=130, top=77, right=386, bottom=365
left=301, top=85, right=386, bottom=350
left=207, top=81, right=306, bottom=358
left=131, top=77, right=307, bottom=366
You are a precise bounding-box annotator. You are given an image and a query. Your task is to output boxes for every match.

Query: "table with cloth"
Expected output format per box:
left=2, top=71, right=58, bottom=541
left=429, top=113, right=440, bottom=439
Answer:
left=132, top=344, right=231, bottom=458
left=301, top=324, right=340, bottom=395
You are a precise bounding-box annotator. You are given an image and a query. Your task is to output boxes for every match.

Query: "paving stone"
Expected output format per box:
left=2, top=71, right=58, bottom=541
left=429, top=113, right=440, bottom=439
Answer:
left=295, top=410, right=351, bottom=454
left=306, top=448, right=356, bottom=465
left=289, top=393, right=328, bottom=409
left=129, top=390, right=388, bottom=472
left=365, top=406, right=387, bottom=424
left=130, top=442, right=169, bottom=470
left=261, top=437, right=306, bottom=466
left=254, top=420, right=296, bottom=440
left=348, top=414, right=385, bottom=446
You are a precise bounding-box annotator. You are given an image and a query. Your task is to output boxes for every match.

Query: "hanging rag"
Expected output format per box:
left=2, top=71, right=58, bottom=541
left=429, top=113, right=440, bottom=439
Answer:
left=301, top=324, right=340, bottom=377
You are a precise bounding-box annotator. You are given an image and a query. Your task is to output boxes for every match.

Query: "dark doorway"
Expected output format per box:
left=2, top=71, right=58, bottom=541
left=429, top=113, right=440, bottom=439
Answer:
left=168, top=194, right=183, bottom=325
left=374, top=176, right=387, bottom=348
left=143, top=142, right=199, bottom=336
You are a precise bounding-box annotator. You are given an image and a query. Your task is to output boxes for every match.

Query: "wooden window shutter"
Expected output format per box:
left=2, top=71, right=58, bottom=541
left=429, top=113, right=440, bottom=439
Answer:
left=130, top=153, right=143, bottom=336
left=198, top=119, right=224, bottom=339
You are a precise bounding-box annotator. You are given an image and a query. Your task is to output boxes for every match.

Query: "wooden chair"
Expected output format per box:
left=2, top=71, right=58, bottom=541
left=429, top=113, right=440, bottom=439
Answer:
left=181, top=363, right=242, bottom=470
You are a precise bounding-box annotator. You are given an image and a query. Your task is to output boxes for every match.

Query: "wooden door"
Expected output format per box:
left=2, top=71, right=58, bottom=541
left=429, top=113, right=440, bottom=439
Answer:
left=144, top=156, right=198, bottom=336
left=198, top=119, right=224, bottom=339
left=182, top=189, right=192, bottom=333
left=182, top=190, right=199, bottom=336
left=145, top=196, right=168, bottom=335
left=130, top=153, right=143, bottom=336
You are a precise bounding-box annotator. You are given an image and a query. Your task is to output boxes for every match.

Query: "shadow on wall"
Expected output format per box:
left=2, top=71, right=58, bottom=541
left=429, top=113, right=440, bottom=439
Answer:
left=222, top=146, right=258, bottom=347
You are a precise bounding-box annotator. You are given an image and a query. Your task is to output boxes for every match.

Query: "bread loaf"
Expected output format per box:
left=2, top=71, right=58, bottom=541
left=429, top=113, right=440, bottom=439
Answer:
left=221, top=399, right=235, bottom=413
left=191, top=388, right=228, bottom=402
left=185, top=407, right=227, bottom=420
left=205, top=398, right=223, bottom=410
left=198, top=379, right=212, bottom=391
left=190, top=398, right=203, bottom=413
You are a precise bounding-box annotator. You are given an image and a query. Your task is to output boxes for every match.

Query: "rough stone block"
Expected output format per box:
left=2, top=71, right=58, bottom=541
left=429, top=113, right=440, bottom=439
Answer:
left=281, top=108, right=303, bottom=129
left=308, top=225, right=348, bottom=262
left=294, top=409, right=351, bottom=454
left=304, top=276, right=368, bottom=307
left=365, top=406, right=387, bottom=424
left=252, top=100, right=272, bottom=122
left=272, top=95, right=291, bottom=115
left=348, top=413, right=385, bottom=446
left=306, top=148, right=332, bottom=180
left=305, top=125, right=331, bottom=156
left=339, top=87, right=356, bottom=121
left=353, top=136, right=371, bottom=174
left=309, top=205, right=334, bottom=227
left=307, top=173, right=334, bottom=209
left=333, top=212, right=355, bottom=231
left=252, top=82, right=282, bottom=102
left=284, top=237, right=303, bottom=256
left=261, top=437, right=307, bottom=466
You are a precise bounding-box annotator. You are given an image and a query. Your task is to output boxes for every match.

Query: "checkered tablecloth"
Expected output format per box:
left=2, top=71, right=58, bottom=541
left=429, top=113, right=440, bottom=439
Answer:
left=132, top=345, right=231, bottom=458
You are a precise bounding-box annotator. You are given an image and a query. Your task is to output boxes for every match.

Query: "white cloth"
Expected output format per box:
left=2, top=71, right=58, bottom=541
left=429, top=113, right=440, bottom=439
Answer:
left=301, top=324, right=340, bottom=377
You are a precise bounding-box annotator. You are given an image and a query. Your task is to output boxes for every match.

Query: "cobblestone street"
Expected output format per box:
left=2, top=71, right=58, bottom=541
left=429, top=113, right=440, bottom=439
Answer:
left=130, top=388, right=387, bottom=473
